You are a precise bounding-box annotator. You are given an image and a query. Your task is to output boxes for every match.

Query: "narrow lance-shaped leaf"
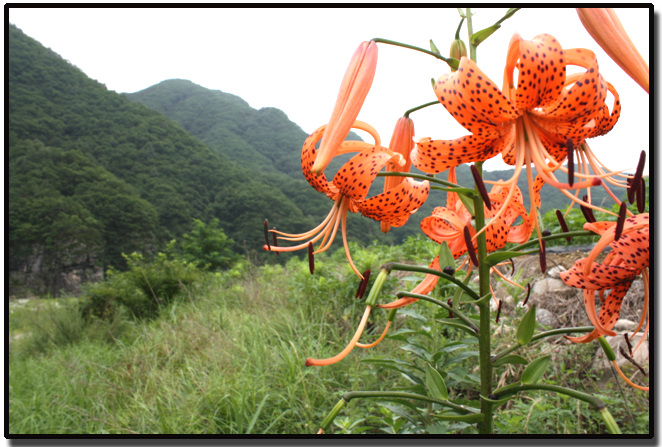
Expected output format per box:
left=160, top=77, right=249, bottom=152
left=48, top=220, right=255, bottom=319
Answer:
left=425, top=363, right=448, bottom=401
left=521, top=355, right=551, bottom=384
left=516, top=304, right=537, bottom=346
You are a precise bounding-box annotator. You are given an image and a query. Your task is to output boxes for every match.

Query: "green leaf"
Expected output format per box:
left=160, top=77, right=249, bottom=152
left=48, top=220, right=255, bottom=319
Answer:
left=429, top=39, right=441, bottom=55
left=521, top=355, right=551, bottom=384
left=438, top=241, right=456, bottom=271
left=493, top=354, right=528, bottom=368
left=516, top=304, right=537, bottom=346
left=457, top=192, right=475, bottom=216
left=470, top=24, right=500, bottom=46
left=425, top=364, right=448, bottom=400
left=484, top=250, right=538, bottom=268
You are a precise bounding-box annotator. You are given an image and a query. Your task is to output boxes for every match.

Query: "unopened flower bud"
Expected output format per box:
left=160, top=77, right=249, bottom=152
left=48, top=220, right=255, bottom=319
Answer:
left=449, top=38, right=467, bottom=61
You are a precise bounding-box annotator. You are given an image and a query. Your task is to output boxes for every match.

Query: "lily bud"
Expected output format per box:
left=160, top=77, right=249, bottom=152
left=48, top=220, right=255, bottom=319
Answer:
left=312, top=41, right=378, bottom=174
left=381, top=116, right=415, bottom=233
left=577, top=8, right=649, bottom=93
left=449, top=38, right=467, bottom=61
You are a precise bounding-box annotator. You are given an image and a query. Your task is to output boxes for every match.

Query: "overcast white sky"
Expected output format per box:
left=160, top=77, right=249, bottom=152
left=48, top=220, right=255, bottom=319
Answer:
left=8, top=6, right=650, bottom=173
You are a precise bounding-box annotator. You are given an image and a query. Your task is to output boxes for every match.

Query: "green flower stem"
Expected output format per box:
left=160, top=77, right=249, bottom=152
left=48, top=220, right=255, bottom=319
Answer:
left=318, top=397, right=347, bottom=432
left=493, top=383, right=620, bottom=433
left=370, top=37, right=459, bottom=69
left=382, top=262, right=480, bottom=301
left=466, top=8, right=477, bottom=62
left=491, top=326, right=595, bottom=364
left=377, top=171, right=476, bottom=195
left=472, top=161, right=493, bottom=434
left=342, top=391, right=479, bottom=415
left=599, top=407, right=623, bottom=434
left=365, top=268, right=390, bottom=307
left=395, top=291, right=479, bottom=334
left=404, top=101, right=440, bottom=118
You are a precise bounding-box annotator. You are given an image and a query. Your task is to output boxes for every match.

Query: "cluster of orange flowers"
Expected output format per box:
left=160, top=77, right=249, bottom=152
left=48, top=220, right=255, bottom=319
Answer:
left=264, top=9, right=649, bottom=390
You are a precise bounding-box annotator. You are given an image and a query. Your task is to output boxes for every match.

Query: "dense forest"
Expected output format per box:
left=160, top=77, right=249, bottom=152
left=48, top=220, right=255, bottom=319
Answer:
left=8, top=24, right=618, bottom=296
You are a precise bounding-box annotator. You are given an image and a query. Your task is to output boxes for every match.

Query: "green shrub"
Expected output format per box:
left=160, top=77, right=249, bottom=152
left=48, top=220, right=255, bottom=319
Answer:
left=80, top=251, right=202, bottom=320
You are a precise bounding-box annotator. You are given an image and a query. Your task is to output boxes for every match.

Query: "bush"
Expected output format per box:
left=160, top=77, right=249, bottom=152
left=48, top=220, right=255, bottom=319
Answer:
left=80, top=251, right=203, bottom=320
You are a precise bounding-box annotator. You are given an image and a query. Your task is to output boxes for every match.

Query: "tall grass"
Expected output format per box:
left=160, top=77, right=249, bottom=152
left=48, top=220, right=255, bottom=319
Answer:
left=8, top=237, right=648, bottom=435
left=8, top=248, right=411, bottom=434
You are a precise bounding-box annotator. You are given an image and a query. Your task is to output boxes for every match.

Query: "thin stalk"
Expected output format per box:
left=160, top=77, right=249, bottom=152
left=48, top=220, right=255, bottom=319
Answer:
left=473, top=161, right=493, bottom=434
left=342, top=391, right=479, bottom=415
left=510, top=230, right=596, bottom=252
left=395, top=291, right=479, bottom=334
left=491, top=326, right=595, bottom=364
left=377, top=171, right=476, bottom=195
left=383, top=262, right=480, bottom=301
left=494, top=383, right=606, bottom=408
left=370, top=38, right=459, bottom=69
left=492, top=383, right=621, bottom=434
left=404, top=101, right=440, bottom=117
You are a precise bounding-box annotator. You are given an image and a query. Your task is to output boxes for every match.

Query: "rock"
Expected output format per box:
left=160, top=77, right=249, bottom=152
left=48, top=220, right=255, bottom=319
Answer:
left=532, top=278, right=568, bottom=296
left=536, top=308, right=560, bottom=328
left=546, top=265, right=566, bottom=279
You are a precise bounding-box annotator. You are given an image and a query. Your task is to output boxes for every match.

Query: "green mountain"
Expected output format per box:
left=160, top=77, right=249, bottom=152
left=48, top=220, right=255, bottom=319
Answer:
left=8, top=24, right=315, bottom=295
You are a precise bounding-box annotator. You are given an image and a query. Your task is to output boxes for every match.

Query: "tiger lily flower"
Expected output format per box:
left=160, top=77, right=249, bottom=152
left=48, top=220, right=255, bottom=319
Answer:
left=420, top=168, right=533, bottom=260
left=577, top=8, right=649, bottom=93
left=311, top=41, right=378, bottom=174
left=560, top=213, right=649, bottom=389
left=412, top=34, right=622, bottom=238
left=265, top=121, right=429, bottom=278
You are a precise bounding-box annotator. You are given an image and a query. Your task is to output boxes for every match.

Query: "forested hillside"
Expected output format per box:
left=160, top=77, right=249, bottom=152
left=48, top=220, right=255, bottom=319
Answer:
left=8, top=24, right=312, bottom=295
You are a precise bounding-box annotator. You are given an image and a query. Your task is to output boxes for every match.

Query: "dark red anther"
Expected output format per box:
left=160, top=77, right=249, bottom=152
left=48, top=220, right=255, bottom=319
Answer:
left=539, top=238, right=547, bottom=273
left=495, top=299, right=503, bottom=323
left=623, top=333, right=633, bottom=356
left=355, top=269, right=371, bottom=299
left=447, top=298, right=454, bottom=318
left=614, top=202, right=627, bottom=241
left=555, top=210, right=572, bottom=242
left=566, top=138, right=574, bottom=187
left=470, top=164, right=492, bottom=210
left=463, top=226, right=479, bottom=267
left=271, top=227, right=279, bottom=255
left=627, top=176, right=636, bottom=204
left=522, top=283, right=531, bottom=306
left=580, top=196, right=596, bottom=223
left=307, top=242, right=315, bottom=274
left=627, top=151, right=646, bottom=204
left=509, top=258, right=515, bottom=276
left=636, top=177, right=646, bottom=213
left=263, top=219, right=271, bottom=251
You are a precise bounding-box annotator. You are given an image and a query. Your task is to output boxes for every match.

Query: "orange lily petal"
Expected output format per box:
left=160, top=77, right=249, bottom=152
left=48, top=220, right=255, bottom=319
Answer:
left=506, top=33, right=567, bottom=109
left=577, top=8, right=649, bottom=93
left=359, top=177, right=430, bottom=227
left=333, top=146, right=399, bottom=202
left=312, top=41, right=378, bottom=174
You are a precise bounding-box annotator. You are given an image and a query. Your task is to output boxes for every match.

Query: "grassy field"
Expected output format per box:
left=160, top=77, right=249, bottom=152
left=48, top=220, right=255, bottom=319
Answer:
left=7, top=239, right=649, bottom=435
